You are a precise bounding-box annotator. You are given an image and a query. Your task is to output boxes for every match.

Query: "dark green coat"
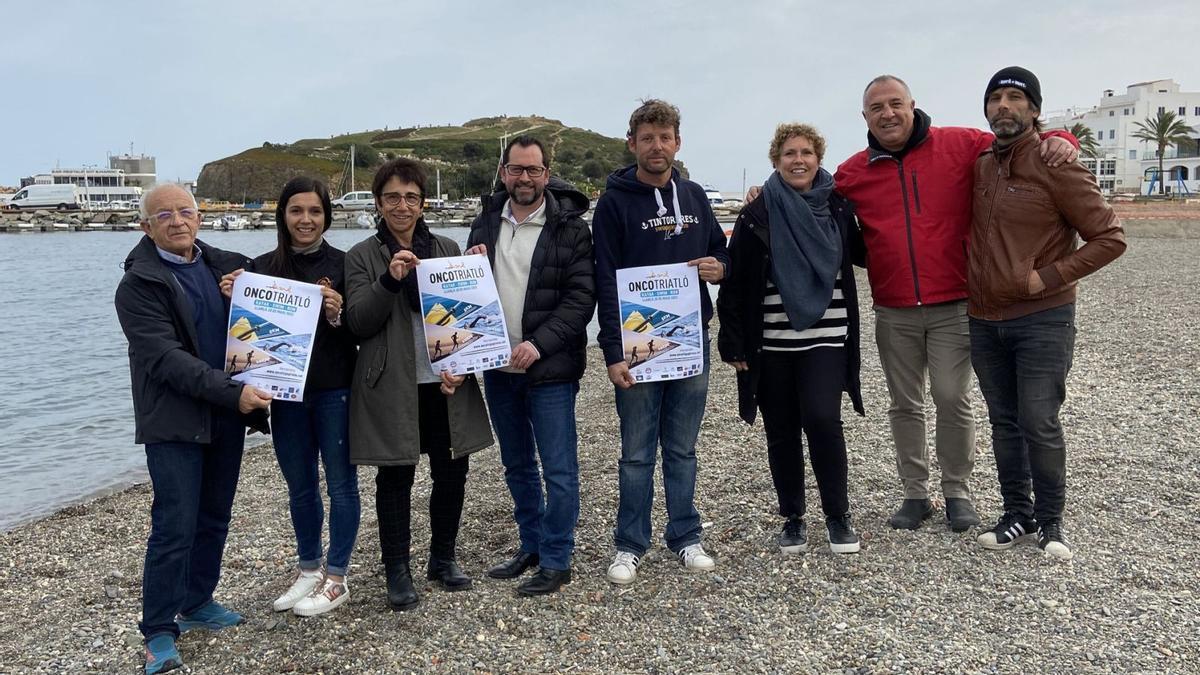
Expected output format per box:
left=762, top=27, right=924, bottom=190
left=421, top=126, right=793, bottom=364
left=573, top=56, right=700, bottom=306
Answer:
left=344, top=232, right=493, bottom=465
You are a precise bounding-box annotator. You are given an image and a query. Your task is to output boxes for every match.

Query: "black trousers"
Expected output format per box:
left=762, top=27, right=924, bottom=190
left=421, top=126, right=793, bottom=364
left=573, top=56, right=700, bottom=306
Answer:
left=376, top=384, right=470, bottom=562
left=756, top=347, right=850, bottom=519
left=970, top=304, right=1075, bottom=523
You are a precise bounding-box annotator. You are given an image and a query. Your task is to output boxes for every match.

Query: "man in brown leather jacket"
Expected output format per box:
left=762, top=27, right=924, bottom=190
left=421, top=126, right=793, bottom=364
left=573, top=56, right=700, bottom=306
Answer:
left=968, top=67, right=1126, bottom=561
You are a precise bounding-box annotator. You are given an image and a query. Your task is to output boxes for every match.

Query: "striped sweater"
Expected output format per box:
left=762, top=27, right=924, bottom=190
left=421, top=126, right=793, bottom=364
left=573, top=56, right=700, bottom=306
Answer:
left=761, top=272, right=848, bottom=351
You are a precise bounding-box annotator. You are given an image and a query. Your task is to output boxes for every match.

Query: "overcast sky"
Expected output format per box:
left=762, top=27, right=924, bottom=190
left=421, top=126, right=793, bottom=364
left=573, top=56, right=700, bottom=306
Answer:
left=4, top=0, right=1196, bottom=193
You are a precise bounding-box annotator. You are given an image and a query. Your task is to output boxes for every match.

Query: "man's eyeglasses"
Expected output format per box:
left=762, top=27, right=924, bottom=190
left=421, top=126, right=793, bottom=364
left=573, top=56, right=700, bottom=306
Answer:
left=152, top=208, right=199, bottom=224
left=503, top=164, right=547, bottom=178
left=381, top=192, right=423, bottom=207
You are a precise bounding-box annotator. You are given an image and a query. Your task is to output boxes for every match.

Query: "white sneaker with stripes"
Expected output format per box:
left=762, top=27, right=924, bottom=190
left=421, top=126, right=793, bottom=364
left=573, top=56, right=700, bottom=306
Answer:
left=606, top=551, right=641, bottom=585
left=677, top=543, right=716, bottom=571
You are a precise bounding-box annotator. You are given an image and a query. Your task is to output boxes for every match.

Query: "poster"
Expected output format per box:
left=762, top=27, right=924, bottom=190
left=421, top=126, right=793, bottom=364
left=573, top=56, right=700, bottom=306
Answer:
left=615, top=263, right=704, bottom=382
left=224, top=271, right=322, bottom=401
left=416, top=254, right=511, bottom=376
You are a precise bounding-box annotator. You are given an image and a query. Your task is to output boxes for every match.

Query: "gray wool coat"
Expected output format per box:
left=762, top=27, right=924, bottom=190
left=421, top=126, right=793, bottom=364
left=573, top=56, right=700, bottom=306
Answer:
left=344, top=232, right=494, bottom=465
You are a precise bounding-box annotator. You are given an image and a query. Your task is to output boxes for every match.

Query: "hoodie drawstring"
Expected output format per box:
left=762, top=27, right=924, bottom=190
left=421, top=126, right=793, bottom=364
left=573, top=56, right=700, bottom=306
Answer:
left=653, top=180, right=685, bottom=236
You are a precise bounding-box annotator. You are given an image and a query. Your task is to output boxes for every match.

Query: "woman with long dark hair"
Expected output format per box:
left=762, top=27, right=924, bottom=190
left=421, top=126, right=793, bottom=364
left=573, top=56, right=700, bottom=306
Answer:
left=220, top=176, right=360, bottom=616
left=343, top=158, right=493, bottom=611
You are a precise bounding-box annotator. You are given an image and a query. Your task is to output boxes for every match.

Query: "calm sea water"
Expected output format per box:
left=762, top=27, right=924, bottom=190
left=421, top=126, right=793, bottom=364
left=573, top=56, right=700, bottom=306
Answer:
left=0, top=227, right=477, bottom=531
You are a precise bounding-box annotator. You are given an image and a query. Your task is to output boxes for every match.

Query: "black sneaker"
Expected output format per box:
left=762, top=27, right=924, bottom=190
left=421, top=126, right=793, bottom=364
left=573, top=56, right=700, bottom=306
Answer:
left=826, top=514, right=860, bottom=554
left=778, top=517, right=807, bottom=555
left=1038, top=520, right=1073, bottom=560
left=977, top=511, right=1037, bottom=550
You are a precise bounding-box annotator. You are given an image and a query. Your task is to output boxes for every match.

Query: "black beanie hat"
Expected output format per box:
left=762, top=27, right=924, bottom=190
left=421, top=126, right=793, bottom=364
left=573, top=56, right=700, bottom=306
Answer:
left=985, top=66, right=1042, bottom=114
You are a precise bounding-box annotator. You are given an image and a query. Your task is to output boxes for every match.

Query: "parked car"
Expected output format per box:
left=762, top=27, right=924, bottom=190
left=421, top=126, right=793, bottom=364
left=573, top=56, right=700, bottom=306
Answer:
left=106, top=200, right=134, bottom=211
left=332, top=191, right=375, bottom=209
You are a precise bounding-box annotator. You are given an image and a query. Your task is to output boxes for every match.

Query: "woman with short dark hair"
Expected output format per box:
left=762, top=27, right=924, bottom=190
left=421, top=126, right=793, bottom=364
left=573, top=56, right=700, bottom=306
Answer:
left=344, top=158, right=494, bottom=611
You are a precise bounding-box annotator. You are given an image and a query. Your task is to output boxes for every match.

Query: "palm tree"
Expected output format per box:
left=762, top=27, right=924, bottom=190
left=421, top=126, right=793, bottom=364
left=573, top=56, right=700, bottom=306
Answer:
left=1132, top=110, right=1195, bottom=194
left=1066, top=122, right=1100, bottom=160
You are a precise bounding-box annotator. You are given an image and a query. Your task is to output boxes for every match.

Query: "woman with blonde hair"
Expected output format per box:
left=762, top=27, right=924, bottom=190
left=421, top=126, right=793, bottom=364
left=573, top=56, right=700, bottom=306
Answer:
left=717, top=123, right=866, bottom=556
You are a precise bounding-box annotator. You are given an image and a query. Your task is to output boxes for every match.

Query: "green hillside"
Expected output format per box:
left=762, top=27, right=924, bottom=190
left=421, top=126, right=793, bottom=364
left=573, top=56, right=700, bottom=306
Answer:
left=195, top=115, right=688, bottom=202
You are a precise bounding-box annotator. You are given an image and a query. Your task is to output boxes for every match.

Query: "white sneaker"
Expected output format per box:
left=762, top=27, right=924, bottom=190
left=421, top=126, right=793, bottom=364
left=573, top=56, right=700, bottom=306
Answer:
left=292, top=577, right=350, bottom=617
left=678, top=543, right=716, bottom=571
left=272, top=569, right=324, bottom=612
left=606, top=551, right=641, bottom=585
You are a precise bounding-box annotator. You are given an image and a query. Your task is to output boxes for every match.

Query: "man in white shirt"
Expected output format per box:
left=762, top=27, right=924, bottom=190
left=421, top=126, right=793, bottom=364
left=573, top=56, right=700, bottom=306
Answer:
left=465, top=136, right=596, bottom=595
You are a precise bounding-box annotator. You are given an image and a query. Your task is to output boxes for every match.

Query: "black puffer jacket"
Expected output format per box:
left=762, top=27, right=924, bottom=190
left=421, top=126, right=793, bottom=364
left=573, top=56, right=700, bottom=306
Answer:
left=115, top=235, right=269, bottom=444
left=467, top=178, right=596, bottom=385
left=717, top=192, right=866, bottom=424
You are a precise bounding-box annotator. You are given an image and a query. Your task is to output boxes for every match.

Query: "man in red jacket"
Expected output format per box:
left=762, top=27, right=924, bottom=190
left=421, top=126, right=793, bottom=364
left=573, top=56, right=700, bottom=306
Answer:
left=833, top=75, right=1078, bottom=533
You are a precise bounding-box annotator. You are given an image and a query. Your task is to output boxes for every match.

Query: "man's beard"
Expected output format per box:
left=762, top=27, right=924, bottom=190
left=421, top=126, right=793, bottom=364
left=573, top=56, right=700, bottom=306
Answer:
left=638, top=155, right=672, bottom=175
left=990, top=115, right=1028, bottom=140
left=508, top=183, right=543, bottom=206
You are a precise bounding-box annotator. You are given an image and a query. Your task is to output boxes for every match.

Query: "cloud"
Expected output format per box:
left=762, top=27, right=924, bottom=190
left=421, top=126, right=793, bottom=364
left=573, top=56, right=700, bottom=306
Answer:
left=4, top=0, right=1196, bottom=191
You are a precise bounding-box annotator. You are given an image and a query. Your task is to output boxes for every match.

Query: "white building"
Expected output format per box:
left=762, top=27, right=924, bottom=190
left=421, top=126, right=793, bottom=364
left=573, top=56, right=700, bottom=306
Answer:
left=32, top=168, right=143, bottom=206
left=108, top=153, right=157, bottom=189
left=1043, top=79, right=1200, bottom=195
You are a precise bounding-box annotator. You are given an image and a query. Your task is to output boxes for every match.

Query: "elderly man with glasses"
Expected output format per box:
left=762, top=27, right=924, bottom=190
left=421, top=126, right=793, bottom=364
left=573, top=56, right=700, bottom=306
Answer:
left=465, top=135, right=595, bottom=596
left=115, top=183, right=272, bottom=674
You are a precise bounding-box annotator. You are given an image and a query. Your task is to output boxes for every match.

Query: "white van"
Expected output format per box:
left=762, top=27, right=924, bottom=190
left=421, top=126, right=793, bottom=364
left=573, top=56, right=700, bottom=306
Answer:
left=331, top=191, right=375, bottom=210
left=5, top=184, right=84, bottom=210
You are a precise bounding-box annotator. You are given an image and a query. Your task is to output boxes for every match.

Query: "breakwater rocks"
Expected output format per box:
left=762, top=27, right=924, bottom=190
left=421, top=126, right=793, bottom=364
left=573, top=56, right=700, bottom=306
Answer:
left=0, top=237, right=1196, bottom=672
left=0, top=207, right=482, bottom=233
left=0, top=208, right=143, bottom=233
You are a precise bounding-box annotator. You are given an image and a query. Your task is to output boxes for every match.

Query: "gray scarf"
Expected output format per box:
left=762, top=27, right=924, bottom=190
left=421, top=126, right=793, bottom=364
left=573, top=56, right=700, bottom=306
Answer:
left=762, top=167, right=841, bottom=330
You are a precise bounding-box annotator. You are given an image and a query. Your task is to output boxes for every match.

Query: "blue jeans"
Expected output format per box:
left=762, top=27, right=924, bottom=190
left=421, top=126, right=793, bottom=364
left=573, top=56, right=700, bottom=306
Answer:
left=140, top=411, right=244, bottom=640
left=970, top=304, right=1076, bottom=523
left=482, top=371, right=580, bottom=571
left=271, top=388, right=360, bottom=577
left=613, top=338, right=709, bottom=555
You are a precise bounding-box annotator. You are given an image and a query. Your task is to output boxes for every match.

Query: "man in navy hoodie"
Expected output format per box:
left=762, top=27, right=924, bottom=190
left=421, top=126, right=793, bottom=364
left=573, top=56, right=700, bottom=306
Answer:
left=593, top=99, right=730, bottom=585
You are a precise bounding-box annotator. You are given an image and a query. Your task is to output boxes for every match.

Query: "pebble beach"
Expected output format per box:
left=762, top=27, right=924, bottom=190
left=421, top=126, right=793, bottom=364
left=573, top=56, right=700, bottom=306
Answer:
left=2, top=235, right=1197, bottom=673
